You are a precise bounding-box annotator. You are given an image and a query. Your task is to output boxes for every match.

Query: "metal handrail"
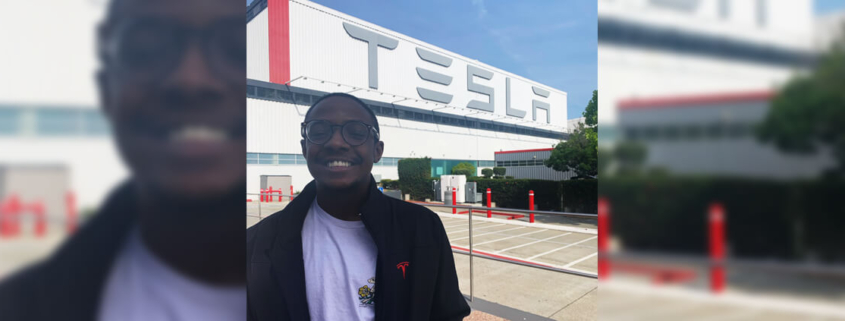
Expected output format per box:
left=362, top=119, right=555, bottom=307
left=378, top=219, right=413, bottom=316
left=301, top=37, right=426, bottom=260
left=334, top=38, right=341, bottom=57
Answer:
left=245, top=197, right=598, bottom=302
left=417, top=203, right=597, bottom=218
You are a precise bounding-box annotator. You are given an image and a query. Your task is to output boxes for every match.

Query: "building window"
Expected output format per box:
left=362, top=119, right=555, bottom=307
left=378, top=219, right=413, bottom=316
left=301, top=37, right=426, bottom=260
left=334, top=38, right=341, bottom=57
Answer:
left=294, top=93, right=310, bottom=105
left=82, top=110, right=110, bottom=135
left=258, top=154, right=275, bottom=164
left=247, top=83, right=565, bottom=140
left=36, top=109, right=80, bottom=136
left=0, top=108, right=20, bottom=135
left=278, top=154, right=295, bottom=164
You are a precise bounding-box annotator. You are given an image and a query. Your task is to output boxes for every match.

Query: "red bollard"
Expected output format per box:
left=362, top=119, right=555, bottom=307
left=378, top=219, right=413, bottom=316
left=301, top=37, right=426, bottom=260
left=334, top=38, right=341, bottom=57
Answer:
left=260, top=188, right=265, bottom=202
left=0, top=198, right=9, bottom=237
left=268, top=186, right=274, bottom=203
left=598, top=197, right=610, bottom=281
left=5, top=195, right=21, bottom=237
left=66, top=192, right=77, bottom=234
left=709, top=203, right=726, bottom=294
left=486, top=188, right=492, bottom=218
left=33, top=202, right=46, bottom=238
left=529, top=190, right=535, bottom=223
left=452, top=187, right=457, bottom=214
left=290, top=185, right=294, bottom=201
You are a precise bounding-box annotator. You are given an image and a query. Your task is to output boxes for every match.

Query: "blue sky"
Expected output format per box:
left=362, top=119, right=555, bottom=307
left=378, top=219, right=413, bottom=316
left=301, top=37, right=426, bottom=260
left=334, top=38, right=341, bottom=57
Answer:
left=246, top=0, right=845, bottom=118
left=815, top=0, right=845, bottom=14
left=247, top=0, right=597, bottom=120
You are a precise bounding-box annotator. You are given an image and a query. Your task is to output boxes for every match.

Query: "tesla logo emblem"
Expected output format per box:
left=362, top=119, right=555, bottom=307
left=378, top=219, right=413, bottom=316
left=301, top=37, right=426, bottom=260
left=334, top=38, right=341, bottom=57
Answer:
left=396, top=261, right=409, bottom=279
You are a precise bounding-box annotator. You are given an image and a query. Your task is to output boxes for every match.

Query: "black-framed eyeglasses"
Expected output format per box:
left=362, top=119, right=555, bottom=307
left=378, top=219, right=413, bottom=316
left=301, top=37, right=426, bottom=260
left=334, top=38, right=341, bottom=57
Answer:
left=100, top=17, right=245, bottom=82
left=301, top=120, right=380, bottom=146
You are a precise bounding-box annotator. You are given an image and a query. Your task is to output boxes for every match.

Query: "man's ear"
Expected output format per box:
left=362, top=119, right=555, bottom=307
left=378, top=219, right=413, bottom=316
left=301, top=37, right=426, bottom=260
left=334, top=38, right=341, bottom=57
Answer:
left=373, top=141, right=384, bottom=163
left=301, top=139, right=307, bottom=159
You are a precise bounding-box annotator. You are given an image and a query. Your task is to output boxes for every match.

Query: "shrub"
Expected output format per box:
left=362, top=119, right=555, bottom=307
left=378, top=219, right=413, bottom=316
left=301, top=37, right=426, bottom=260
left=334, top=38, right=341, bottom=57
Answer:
left=380, top=179, right=400, bottom=190
left=451, top=162, right=477, bottom=177
left=398, top=157, right=433, bottom=200
left=492, top=167, right=506, bottom=178
left=560, top=179, right=597, bottom=213
left=468, top=178, right=561, bottom=211
left=481, top=168, right=493, bottom=179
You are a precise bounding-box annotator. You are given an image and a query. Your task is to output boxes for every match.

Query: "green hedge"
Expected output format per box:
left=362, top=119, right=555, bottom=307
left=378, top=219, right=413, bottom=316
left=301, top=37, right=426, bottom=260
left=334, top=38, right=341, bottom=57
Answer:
left=465, top=178, right=595, bottom=213
left=600, top=177, right=845, bottom=262
left=561, top=179, right=597, bottom=213
left=380, top=179, right=400, bottom=190
left=398, top=157, right=432, bottom=200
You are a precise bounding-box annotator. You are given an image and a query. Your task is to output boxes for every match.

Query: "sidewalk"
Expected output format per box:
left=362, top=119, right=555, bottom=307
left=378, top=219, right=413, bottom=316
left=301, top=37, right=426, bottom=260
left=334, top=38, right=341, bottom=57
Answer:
left=453, top=253, right=597, bottom=320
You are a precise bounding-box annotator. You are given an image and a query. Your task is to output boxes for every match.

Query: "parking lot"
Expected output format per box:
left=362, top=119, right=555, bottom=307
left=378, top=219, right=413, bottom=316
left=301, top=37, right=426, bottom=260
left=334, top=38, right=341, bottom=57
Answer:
left=435, top=210, right=598, bottom=277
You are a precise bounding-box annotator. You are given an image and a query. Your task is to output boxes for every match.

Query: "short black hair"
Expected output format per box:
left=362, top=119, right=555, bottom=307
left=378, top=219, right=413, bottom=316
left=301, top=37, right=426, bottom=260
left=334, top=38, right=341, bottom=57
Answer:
left=304, top=92, right=380, bottom=136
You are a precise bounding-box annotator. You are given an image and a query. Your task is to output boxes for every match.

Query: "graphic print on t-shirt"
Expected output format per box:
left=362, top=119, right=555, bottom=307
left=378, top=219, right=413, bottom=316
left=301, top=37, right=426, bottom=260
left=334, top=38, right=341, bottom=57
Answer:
left=358, top=277, right=376, bottom=307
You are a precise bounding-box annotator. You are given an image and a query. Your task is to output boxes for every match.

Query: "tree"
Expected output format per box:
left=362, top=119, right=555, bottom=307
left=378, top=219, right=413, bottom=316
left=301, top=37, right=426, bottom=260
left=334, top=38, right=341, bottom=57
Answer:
left=492, top=167, right=506, bottom=178
left=756, top=44, right=845, bottom=176
left=583, top=90, right=597, bottom=127
left=481, top=168, right=493, bottom=178
left=546, top=123, right=597, bottom=178
left=613, top=140, right=647, bottom=175
left=451, top=162, right=477, bottom=177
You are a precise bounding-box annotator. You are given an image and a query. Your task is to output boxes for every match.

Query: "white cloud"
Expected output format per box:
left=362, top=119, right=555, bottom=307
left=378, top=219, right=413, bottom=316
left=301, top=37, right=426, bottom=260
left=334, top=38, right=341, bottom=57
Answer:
left=471, top=0, right=488, bottom=19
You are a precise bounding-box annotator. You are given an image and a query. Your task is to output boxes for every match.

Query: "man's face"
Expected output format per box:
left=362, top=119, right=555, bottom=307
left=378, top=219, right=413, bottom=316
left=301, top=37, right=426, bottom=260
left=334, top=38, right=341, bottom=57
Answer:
left=301, top=97, right=384, bottom=191
left=98, top=0, right=245, bottom=199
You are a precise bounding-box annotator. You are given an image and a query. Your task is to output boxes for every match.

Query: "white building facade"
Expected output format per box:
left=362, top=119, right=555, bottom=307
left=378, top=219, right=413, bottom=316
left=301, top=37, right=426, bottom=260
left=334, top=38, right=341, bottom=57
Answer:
left=246, top=0, right=570, bottom=195
left=598, top=0, right=817, bottom=138
left=0, top=1, right=127, bottom=216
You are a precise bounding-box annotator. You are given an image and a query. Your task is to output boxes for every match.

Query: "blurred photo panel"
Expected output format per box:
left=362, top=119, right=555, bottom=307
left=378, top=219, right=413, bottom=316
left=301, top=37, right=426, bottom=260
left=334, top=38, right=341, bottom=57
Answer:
left=598, top=0, right=845, bottom=320
left=0, top=0, right=246, bottom=320
left=246, top=0, right=597, bottom=320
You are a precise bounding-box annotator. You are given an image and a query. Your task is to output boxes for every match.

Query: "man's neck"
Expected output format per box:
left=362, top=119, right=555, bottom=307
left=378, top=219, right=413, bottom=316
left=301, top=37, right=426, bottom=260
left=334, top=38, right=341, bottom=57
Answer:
left=315, top=181, right=370, bottom=221
left=136, top=184, right=245, bottom=286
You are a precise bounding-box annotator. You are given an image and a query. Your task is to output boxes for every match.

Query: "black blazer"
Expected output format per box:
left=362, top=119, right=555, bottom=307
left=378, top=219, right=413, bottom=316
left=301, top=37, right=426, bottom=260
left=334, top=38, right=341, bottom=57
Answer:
left=0, top=182, right=138, bottom=321
left=247, top=177, right=471, bottom=321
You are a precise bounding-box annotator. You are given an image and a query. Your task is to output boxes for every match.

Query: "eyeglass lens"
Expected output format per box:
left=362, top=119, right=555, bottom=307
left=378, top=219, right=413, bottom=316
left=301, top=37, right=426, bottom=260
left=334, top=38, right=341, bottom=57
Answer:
left=306, top=121, right=371, bottom=146
left=112, top=18, right=246, bottom=80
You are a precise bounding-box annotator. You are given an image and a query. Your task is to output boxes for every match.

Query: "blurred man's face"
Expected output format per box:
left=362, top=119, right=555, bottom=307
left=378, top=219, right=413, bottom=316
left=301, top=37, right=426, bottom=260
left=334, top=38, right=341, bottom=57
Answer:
left=98, top=0, right=245, bottom=199
left=301, top=97, right=384, bottom=191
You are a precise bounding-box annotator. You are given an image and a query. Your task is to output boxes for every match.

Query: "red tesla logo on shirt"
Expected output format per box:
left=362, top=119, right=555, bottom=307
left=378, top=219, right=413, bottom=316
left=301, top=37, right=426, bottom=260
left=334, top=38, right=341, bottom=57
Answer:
left=396, top=262, right=409, bottom=279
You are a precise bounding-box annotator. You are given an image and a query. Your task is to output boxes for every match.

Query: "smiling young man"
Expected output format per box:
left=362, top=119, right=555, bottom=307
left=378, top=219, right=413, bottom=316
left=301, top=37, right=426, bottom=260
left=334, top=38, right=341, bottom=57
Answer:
left=247, top=93, right=470, bottom=321
left=0, top=0, right=245, bottom=320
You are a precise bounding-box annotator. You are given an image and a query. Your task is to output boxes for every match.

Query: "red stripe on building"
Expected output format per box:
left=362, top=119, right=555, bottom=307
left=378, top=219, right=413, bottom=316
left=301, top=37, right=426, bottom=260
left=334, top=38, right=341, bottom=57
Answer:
left=618, top=90, right=774, bottom=111
left=268, top=0, right=291, bottom=84
left=494, top=148, right=554, bottom=155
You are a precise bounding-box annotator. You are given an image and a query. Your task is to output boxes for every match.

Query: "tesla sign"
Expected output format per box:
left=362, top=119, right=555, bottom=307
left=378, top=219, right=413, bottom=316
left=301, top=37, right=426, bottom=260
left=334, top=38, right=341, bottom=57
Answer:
left=343, top=22, right=552, bottom=124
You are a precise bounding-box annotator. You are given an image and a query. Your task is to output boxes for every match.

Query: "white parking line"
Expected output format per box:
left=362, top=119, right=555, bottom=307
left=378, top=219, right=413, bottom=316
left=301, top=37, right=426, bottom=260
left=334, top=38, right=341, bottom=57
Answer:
left=449, top=226, right=526, bottom=241
left=494, top=233, right=571, bottom=253
left=471, top=229, right=549, bottom=246
left=562, top=252, right=598, bottom=268
left=442, top=222, right=468, bottom=229
left=527, top=236, right=598, bottom=260
left=446, top=223, right=504, bottom=235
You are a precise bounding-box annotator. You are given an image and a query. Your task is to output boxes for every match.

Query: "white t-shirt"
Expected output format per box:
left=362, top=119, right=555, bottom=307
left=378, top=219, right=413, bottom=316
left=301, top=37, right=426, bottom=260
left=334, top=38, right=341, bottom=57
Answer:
left=97, top=228, right=246, bottom=321
left=302, top=199, right=378, bottom=321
